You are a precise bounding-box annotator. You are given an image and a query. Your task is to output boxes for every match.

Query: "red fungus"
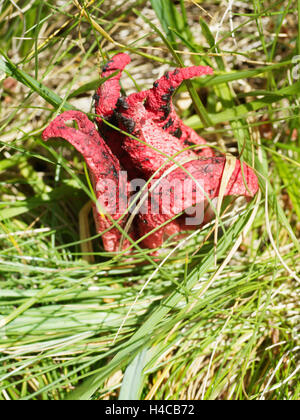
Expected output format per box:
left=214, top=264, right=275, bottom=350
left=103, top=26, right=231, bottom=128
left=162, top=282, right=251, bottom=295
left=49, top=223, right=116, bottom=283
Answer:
left=42, top=110, right=130, bottom=252
left=42, top=54, right=259, bottom=253
left=137, top=157, right=258, bottom=248
left=94, top=53, right=131, bottom=121
left=142, top=66, right=215, bottom=157
left=112, top=63, right=215, bottom=178
left=94, top=54, right=214, bottom=179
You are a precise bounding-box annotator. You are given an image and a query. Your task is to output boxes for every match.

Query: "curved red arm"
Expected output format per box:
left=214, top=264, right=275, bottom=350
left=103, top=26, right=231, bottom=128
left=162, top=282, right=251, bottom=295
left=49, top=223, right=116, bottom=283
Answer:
left=95, top=53, right=131, bottom=122
left=42, top=111, right=130, bottom=252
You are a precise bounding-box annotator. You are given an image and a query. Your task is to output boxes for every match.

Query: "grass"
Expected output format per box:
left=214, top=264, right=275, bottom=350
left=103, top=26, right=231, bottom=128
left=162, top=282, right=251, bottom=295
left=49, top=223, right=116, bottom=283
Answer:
left=0, top=0, right=299, bottom=400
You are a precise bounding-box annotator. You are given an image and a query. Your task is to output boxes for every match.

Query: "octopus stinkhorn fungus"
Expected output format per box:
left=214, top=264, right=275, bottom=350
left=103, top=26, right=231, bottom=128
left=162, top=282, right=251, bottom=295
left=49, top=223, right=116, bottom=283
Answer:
left=42, top=53, right=258, bottom=252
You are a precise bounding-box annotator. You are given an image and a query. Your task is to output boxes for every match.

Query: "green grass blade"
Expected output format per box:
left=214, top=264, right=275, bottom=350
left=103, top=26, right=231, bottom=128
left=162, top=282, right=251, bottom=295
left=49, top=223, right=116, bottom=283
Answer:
left=118, top=348, right=148, bottom=400
left=0, top=54, right=75, bottom=111
left=150, top=0, right=186, bottom=45
left=67, top=200, right=259, bottom=399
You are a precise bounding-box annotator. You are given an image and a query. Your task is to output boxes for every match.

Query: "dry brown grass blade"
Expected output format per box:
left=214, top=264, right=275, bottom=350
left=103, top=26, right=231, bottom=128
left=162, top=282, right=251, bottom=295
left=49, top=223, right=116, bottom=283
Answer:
left=73, top=0, right=124, bottom=48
